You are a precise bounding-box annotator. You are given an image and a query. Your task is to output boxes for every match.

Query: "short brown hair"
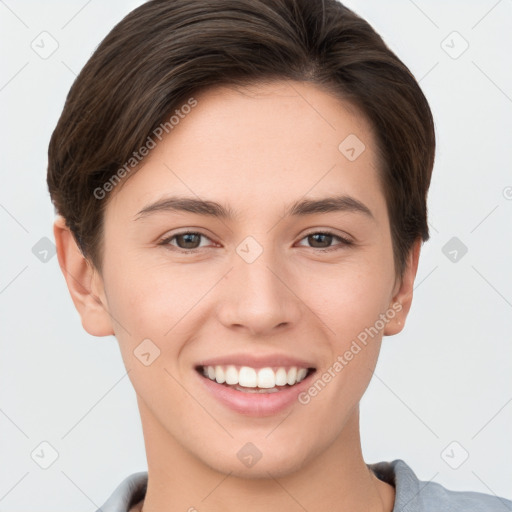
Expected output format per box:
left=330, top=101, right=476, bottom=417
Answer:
left=47, top=0, right=436, bottom=277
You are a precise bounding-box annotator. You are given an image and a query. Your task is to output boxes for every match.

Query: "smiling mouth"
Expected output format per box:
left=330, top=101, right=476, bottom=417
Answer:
left=196, top=365, right=316, bottom=393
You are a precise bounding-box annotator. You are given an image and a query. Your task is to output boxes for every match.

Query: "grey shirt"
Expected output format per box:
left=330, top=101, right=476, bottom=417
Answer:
left=96, top=459, right=512, bottom=511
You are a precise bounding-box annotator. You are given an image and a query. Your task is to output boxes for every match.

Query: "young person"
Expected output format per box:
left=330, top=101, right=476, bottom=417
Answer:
left=47, top=0, right=511, bottom=511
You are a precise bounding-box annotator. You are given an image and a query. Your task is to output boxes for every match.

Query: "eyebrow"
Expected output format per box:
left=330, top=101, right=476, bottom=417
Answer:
left=134, top=194, right=374, bottom=221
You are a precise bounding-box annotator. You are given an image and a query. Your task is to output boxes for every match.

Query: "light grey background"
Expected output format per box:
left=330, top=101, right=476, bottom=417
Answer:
left=1, top=0, right=511, bottom=510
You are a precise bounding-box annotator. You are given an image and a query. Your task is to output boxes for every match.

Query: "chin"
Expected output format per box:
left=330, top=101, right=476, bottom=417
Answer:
left=194, top=436, right=315, bottom=479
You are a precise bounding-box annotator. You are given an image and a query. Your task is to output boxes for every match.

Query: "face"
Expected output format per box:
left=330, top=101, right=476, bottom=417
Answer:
left=61, top=80, right=417, bottom=478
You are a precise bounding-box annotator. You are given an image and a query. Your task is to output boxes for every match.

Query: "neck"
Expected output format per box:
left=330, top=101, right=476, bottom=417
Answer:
left=135, top=400, right=395, bottom=512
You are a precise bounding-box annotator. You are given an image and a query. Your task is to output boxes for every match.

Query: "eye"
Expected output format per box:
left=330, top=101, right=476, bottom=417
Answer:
left=159, top=231, right=214, bottom=252
left=158, top=229, right=353, bottom=254
left=296, top=230, right=353, bottom=252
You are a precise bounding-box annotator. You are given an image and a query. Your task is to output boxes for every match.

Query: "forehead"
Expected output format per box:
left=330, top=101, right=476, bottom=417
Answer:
left=106, top=80, right=386, bottom=223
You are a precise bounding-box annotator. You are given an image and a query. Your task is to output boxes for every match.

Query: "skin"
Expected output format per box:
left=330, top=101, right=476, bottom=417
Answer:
left=54, top=80, right=421, bottom=512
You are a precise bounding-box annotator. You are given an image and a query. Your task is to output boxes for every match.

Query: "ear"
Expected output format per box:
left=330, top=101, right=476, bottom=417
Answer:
left=53, top=215, right=114, bottom=337
left=383, top=238, right=422, bottom=336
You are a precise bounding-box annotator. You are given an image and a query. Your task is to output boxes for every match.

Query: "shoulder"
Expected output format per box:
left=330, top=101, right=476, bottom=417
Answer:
left=95, top=472, right=148, bottom=512
left=368, top=459, right=512, bottom=512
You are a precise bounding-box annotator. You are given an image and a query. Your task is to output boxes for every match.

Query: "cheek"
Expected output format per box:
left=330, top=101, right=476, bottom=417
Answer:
left=295, top=268, right=392, bottom=439
left=102, top=262, right=197, bottom=409
left=313, top=279, right=387, bottom=389
left=298, top=250, right=395, bottom=402
left=305, top=258, right=395, bottom=339
left=104, top=257, right=194, bottom=331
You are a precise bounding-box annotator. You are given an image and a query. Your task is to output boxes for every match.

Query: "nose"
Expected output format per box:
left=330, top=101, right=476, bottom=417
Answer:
left=216, top=247, right=303, bottom=337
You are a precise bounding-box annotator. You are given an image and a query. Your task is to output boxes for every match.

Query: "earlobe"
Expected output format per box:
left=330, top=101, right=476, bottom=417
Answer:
left=53, top=215, right=114, bottom=337
left=383, top=238, right=422, bottom=336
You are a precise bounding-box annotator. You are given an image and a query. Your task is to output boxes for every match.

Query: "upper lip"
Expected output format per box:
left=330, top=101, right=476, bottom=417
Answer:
left=195, top=353, right=316, bottom=370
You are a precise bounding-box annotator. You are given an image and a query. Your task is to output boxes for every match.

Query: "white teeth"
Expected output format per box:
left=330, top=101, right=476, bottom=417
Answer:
left=297, top=368, right=308, bottom=382
left=201, top=365, right=310, bottom=388
left=257, top=367, right=275, bottom=388
left=239, top=366, right=257, bottom=387
left=215, top=365, right=225, bottom=384
left=225, top=365, right=238, bottom=385
left=286, top=367, right=297, bottom=385
left=275, top=368, right=288, bottom=386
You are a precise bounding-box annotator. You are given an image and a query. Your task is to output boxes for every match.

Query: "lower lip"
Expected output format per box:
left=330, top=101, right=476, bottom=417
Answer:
left=197, top=370, right=315, bottom=417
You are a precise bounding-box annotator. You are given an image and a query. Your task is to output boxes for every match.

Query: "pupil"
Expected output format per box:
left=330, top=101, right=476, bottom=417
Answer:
left=180, top=233, right=199, bottom=248
left=310, top=233, right=331, bottom=248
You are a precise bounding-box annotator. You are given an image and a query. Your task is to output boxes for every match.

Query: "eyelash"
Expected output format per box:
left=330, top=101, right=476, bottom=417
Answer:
left=158, top=230, right=353, bottom=254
